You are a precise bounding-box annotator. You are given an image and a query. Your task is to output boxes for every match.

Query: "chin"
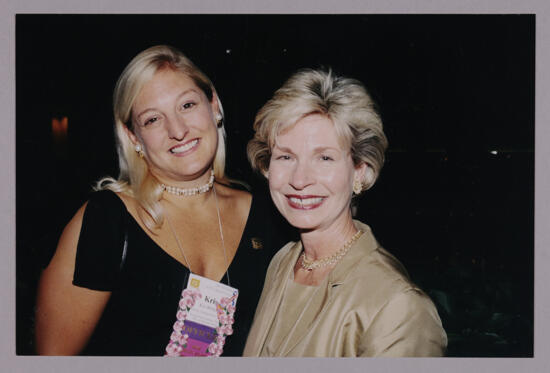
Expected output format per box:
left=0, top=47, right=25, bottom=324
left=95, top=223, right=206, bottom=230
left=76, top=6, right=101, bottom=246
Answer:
left=283, top=214, right=321, bottom=231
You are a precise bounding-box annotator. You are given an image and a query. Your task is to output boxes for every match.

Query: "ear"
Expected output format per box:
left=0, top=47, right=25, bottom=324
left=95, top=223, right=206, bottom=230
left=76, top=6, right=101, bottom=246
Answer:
left=354, top=162, right=376, bottom=187
left=262, top=169, right=269, bottom=179
left=353, top=162, right=368, bottom=184
left=122, top=124, right=139, bottom=146
left=210, top=91, right=221, bottom=116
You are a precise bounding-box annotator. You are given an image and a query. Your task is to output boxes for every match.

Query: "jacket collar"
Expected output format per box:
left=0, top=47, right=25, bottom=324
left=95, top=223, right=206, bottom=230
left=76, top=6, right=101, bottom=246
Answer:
left=327, top=220, right=380, bottom=286
left=256, top=220, right=379, bottom=356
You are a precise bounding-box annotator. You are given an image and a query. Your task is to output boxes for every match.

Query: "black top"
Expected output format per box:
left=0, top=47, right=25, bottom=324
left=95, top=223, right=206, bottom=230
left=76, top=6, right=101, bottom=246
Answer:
left=73, top=189, right=290, bottom=356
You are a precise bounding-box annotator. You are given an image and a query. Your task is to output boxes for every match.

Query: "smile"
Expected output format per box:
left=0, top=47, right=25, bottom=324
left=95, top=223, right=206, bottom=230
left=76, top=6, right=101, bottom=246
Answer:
left=170, top=139, right=199, bottom=154
left=286, top=195, right=326, bottom=210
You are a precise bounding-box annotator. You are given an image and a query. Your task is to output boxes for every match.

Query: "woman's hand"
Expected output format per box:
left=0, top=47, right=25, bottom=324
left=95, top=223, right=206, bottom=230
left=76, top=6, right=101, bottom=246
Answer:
left=35, top=204, right=111, bottom=355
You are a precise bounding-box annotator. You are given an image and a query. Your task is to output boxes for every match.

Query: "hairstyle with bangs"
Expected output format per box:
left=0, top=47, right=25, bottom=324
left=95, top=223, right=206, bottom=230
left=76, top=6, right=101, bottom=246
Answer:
left=96, top=45, right=227, bottom=230
left=247, top=68, right=388, bottom=191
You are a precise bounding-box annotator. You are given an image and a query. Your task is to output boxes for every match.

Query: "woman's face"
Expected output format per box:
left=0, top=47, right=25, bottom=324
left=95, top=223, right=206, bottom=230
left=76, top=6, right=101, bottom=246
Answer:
left=127, top=68, right=219, bottom=183
left=268, top=114, right=365, bottom=233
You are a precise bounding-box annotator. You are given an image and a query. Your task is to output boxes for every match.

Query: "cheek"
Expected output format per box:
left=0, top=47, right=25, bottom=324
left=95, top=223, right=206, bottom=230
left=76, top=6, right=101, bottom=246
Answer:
left=134, top=126, right=160, bottom=146
left=198, top=106, right=216, bottom=127
left=268, top=172, right=286, bottom=209
left=267, top=162, right=286, bottom=190
left=318, top=169, right=354, bottom=193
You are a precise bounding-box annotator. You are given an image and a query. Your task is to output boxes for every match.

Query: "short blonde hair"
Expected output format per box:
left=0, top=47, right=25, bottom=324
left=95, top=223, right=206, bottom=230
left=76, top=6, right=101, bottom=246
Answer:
left=97, top=45, right=227, bottom=229
left=247, top=68, right=388, bottom=191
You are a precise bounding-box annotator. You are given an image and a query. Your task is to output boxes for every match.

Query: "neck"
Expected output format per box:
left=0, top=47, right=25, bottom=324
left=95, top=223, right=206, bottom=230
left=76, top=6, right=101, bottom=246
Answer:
left=162, top=182, right=216, bottom=209
left=300, top=215, right=358, bottom=260
left=158, top=169, right=214, bottom=193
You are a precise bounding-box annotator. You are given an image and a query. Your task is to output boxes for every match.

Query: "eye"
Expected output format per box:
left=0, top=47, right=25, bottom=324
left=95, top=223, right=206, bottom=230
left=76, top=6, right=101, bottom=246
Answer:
left=181, top=102, right=196, bottom=110
left=276, top=155, right=292, bottom=160
left=320, top=155, right=334, bottom=161
left=143, top=116, right=159, bottom=126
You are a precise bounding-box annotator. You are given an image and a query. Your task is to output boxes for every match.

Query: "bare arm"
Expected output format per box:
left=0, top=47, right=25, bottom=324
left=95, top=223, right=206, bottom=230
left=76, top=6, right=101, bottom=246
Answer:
left=35, top=203, right=111, bottom=355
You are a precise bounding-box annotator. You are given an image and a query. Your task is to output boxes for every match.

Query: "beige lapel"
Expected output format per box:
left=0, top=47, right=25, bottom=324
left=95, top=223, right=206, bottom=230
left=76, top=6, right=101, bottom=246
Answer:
left=248, top=241, right=303, bottom=356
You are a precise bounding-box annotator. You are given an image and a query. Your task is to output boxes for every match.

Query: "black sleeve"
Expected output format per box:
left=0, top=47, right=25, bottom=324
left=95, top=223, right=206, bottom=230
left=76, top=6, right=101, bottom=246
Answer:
left=252, top=185, right=298, bottom=252
left=228, top=180, right=297, bottom=254
left=72, top=190, right=128, bottom=291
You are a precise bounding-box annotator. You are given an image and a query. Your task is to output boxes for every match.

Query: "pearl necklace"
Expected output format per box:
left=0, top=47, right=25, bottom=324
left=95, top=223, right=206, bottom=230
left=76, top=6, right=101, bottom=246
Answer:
left=300, top=230, right=363, bottom=271
left=160, top=170, right=215, bottom=196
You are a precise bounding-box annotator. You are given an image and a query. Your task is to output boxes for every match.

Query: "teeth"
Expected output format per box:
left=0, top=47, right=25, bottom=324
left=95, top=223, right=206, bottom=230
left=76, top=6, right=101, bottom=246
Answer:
left=171, top=139, right=198, bottom=153
left=289, top=197, right=324, bottom=206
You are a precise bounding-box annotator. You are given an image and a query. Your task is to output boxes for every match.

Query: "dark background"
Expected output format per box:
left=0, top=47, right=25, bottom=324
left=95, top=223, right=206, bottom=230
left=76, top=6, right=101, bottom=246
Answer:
left=16, top=14, right=534, bottom=356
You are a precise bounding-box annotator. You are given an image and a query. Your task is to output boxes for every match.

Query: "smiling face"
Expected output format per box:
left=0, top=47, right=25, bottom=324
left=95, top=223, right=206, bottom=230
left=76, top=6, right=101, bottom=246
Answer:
left=126, top=68, right=219, bottom=184
left=268, top=114, right=366, bottom=233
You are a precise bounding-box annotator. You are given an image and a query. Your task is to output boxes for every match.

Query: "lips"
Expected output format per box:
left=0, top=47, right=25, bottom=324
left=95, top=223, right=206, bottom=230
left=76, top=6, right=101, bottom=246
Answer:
left=170, top=139, right=199, bottom=154
left=286, top=194, right=326, bottom=210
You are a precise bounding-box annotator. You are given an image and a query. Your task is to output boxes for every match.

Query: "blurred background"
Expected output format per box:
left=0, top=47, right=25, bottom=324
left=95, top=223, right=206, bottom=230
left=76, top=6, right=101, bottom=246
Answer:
left=16, top=14, right=534, bottom=356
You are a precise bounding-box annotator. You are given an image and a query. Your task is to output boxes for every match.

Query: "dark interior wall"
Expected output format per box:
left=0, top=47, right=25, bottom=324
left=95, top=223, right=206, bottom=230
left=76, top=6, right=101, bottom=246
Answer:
left=16, top=14, right=534, bottom=356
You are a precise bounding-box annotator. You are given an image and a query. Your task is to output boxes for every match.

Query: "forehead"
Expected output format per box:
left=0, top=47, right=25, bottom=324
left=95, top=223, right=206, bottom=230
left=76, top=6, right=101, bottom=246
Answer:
left=275, top=114, right=349, bottom=150
left=140, top=68, right=198, bottom=95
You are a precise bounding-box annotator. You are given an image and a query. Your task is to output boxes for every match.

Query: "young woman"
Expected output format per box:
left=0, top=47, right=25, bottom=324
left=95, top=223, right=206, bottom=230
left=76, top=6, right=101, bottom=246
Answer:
left=35, top=45, right=287, bottom=356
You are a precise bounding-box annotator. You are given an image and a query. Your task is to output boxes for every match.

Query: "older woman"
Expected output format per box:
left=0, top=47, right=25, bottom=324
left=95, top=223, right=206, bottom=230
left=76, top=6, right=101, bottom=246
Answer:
left=35, top=45, right=286, bottom=356
left=243, top=69, right=447, bottom=357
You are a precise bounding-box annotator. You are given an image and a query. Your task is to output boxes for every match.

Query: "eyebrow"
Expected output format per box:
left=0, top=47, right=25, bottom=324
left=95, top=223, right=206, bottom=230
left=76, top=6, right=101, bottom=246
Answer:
left=312, top=146, right=340, bottom=153
left=135, top=88, right=200, bottom=119
left=272, top=144, right=295, bottom=155
left=272, top=144, right=340, bottom=154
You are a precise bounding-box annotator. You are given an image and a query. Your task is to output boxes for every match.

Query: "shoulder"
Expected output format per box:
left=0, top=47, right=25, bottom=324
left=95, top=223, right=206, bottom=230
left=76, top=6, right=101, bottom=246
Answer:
left=77, top=190, right=132, bottom=247
left=213, top=181, right=252, bottom=213
left=73, top=191, right=132, bottom=290
left=363, top=247, right=412, bottom=289
left=78, top=190, right=134, bottom=230
left=358, top=287, right=447, bottom=356
left=339, top=240, right=445, bottom=344
left=348, top=249, right=420, bottom=303
left=343, top=248, right=447, bottom=356
left=339, top=226, right=411, bottom=283
left=85, top=190, right=127, bottom=212
left=62, top=191, right=126, bottom=237
left=336, top=225, right=424, bottom=312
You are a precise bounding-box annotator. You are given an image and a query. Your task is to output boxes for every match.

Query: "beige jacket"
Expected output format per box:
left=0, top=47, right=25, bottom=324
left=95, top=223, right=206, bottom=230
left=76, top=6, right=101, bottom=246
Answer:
left=243, top=221, right=447, bottom=357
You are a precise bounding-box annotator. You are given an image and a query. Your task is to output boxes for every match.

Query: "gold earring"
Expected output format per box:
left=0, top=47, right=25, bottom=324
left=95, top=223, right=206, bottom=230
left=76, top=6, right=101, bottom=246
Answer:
left=353, top=179, right=362, bottom=195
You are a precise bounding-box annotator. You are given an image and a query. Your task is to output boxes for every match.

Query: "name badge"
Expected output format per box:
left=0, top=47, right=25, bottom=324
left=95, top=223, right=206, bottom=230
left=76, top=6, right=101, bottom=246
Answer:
left=165, top=273, right=239, bottom=357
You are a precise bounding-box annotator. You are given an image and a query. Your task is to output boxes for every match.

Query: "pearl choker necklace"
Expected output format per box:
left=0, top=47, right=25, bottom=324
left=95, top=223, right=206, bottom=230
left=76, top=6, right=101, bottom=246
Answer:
left=300, top=229, right=363, bottom=271
left=160, top=170, right=215, bottom=196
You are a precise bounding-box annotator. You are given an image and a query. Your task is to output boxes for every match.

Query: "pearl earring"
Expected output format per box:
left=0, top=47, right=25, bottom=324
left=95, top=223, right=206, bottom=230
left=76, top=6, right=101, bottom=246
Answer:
left=215, top=113, right=223, bottom=127
left=353, top=179, right=363, bottom=195
left=135, top=144, right=144, bottom=158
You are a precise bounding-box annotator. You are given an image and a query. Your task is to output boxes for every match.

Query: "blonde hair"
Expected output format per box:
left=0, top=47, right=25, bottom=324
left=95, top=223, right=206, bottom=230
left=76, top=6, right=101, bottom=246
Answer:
left=248, top=68, right=388, bottom=191
left=96, top=45, right=227, bottom=229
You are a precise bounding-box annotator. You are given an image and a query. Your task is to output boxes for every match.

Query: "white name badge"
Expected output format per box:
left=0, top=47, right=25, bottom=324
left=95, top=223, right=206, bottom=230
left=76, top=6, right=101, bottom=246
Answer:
left=165, top=273, right=239, bottom=357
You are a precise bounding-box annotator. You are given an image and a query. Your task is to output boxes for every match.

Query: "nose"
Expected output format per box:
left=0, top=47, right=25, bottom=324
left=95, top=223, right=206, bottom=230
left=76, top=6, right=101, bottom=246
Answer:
left=166, top=115, right=188, bottom=141
left=289, top=160, right=315, bottom=190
